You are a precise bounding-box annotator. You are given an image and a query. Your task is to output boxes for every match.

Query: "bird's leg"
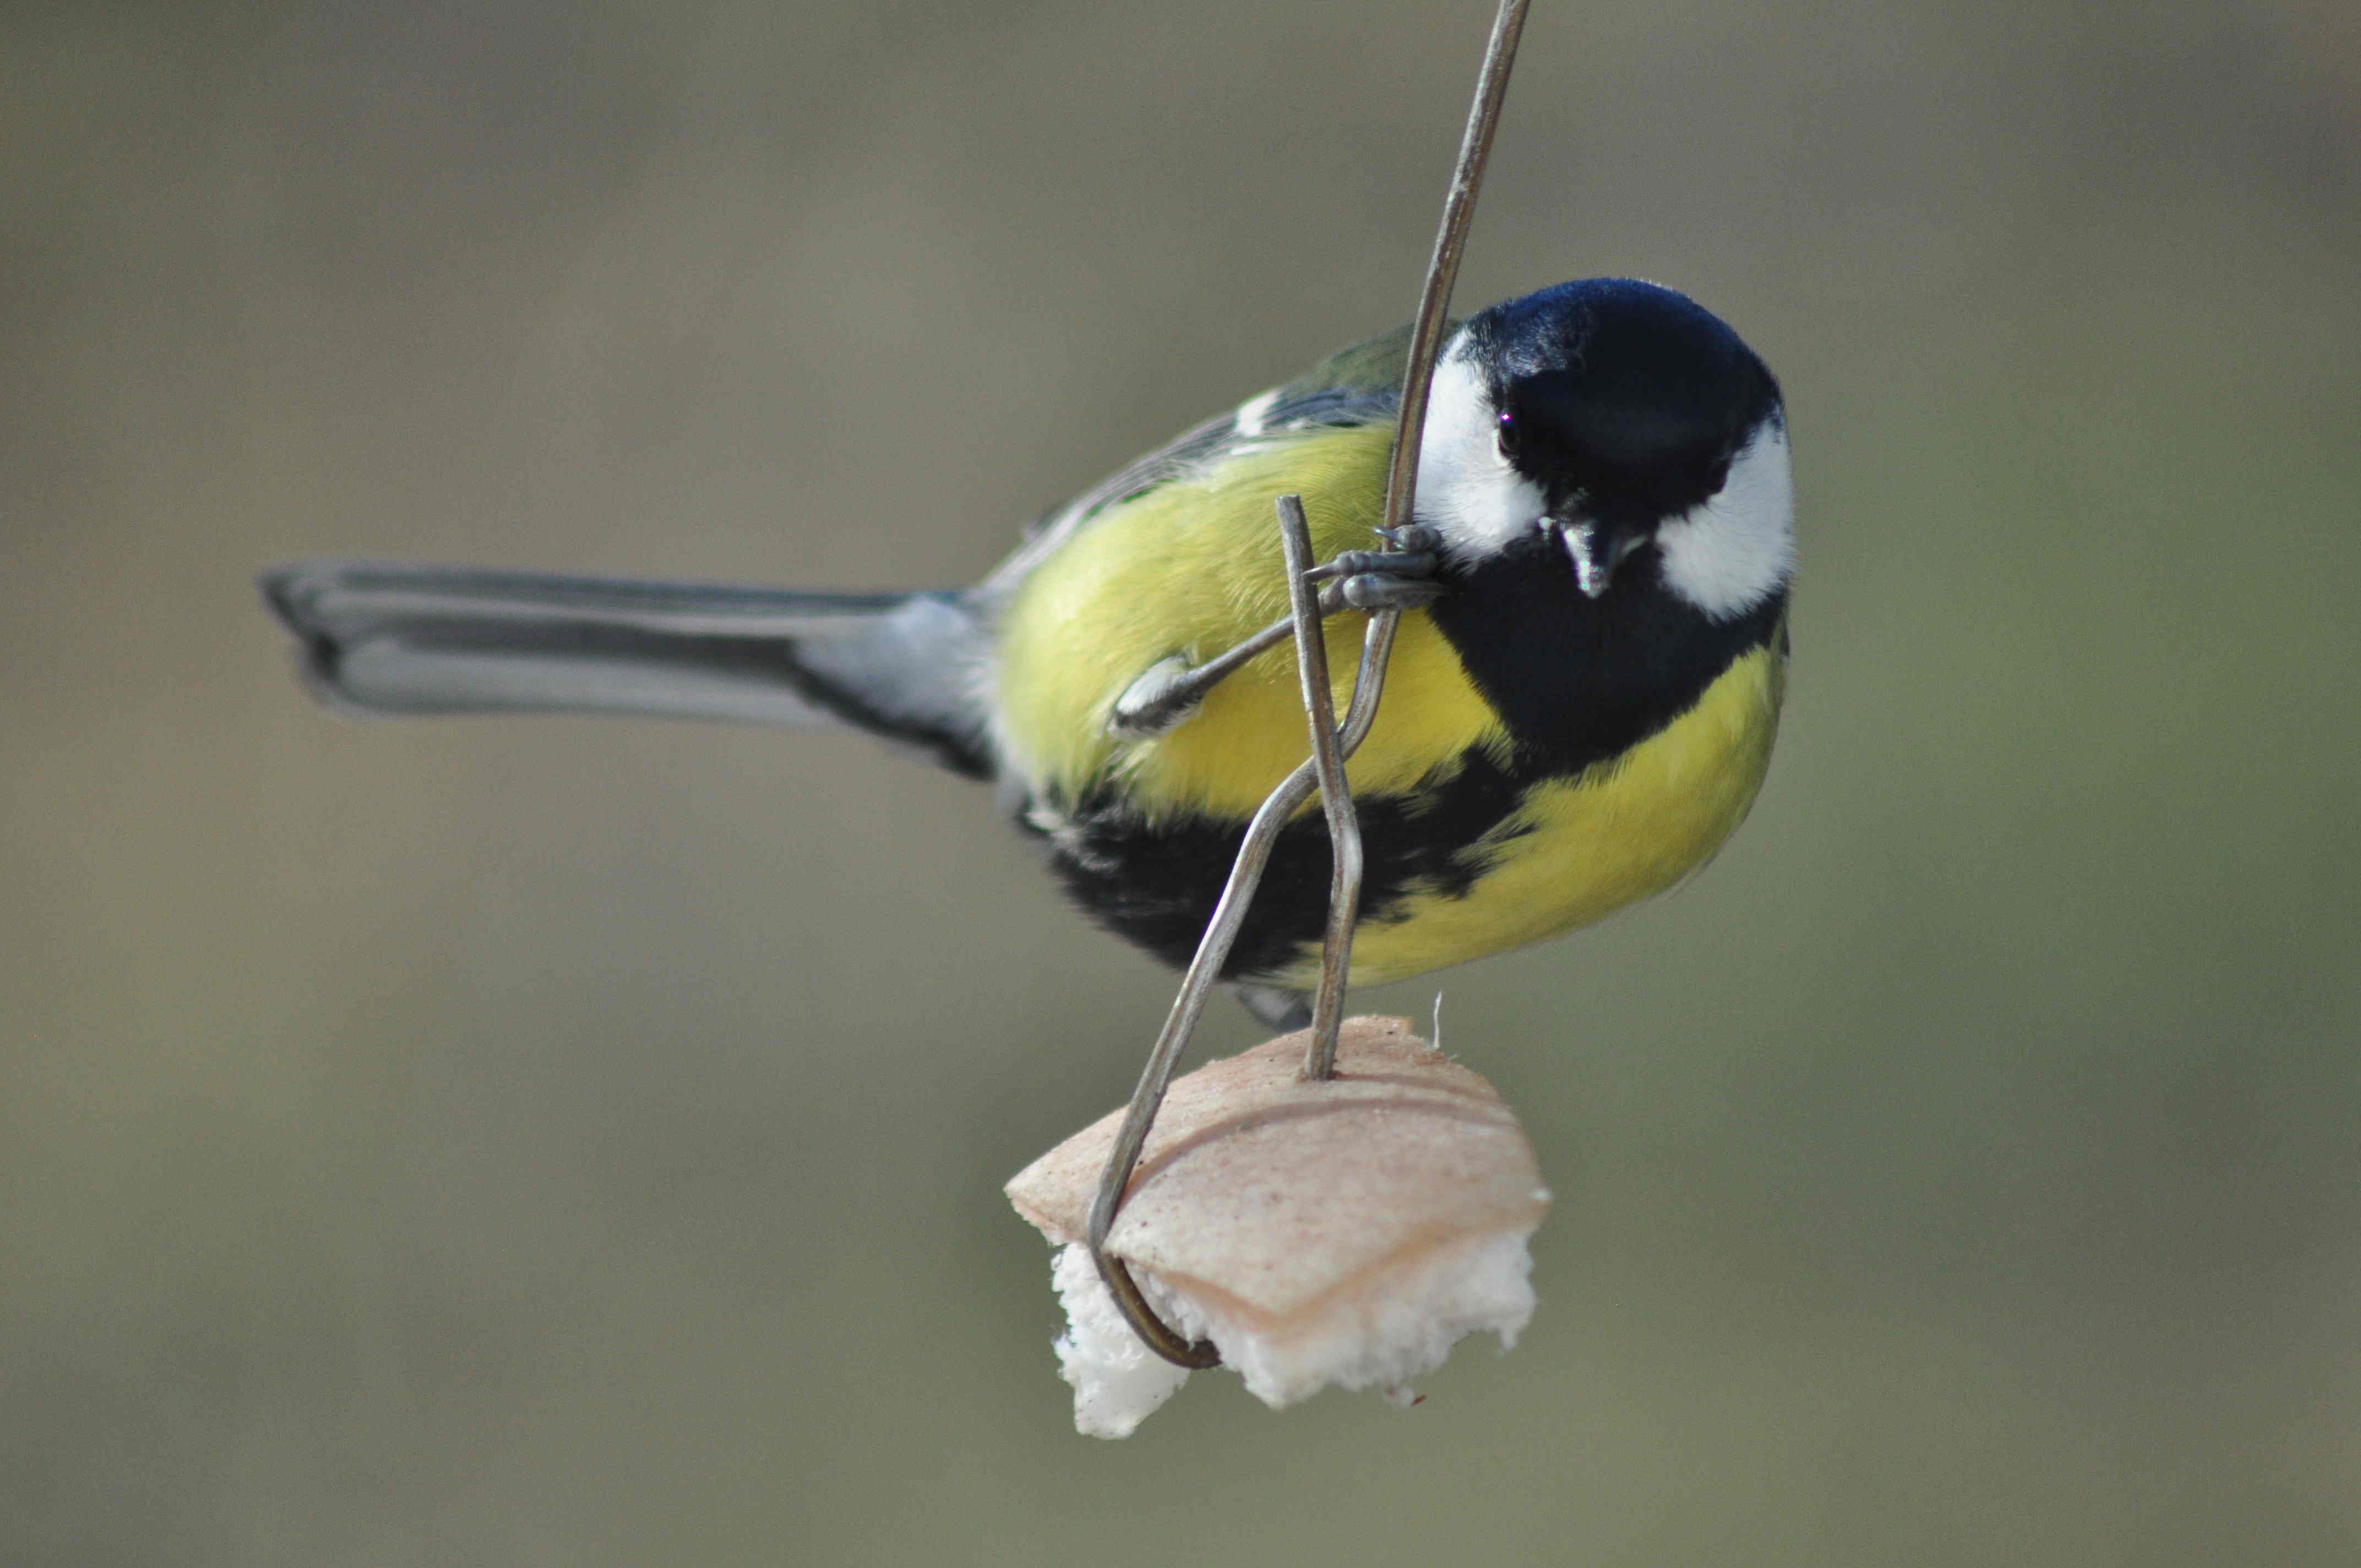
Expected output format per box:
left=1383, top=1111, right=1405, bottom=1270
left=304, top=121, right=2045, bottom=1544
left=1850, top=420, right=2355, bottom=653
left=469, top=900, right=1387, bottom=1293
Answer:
left=1107, top=525, right=1443, bottom=739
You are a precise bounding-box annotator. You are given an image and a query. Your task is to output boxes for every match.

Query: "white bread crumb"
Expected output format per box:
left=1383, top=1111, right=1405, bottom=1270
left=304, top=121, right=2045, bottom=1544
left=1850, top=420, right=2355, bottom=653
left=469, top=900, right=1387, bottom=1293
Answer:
left=1010, top=1017, right=1548, bottom=1437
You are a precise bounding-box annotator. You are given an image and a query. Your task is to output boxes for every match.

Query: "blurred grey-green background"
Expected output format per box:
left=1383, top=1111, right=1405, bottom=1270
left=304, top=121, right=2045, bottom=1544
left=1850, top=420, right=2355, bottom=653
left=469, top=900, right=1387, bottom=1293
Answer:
left=5, top=1, right=2357, bottom=1562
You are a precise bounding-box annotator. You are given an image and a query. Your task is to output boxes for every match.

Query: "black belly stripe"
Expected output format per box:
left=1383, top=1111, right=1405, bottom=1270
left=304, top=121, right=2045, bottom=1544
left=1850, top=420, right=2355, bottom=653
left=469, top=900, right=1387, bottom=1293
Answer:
left=1026, top=549, right=1787, bottom=981
left=1428, top=535, right=1786, bottom=771
left=1032, top=747, right=1536, bottom=978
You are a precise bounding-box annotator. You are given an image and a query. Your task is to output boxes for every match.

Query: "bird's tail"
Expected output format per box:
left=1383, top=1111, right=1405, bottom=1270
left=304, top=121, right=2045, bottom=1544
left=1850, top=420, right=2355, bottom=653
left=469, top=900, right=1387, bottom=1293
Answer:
left=259, top=561, right=996, bottom=777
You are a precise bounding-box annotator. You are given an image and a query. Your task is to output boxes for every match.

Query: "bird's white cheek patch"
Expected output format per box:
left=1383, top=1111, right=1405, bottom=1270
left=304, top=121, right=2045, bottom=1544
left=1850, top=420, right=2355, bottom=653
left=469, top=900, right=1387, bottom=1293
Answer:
left=1655, top=424, right=1796, bottom=620
left=1416, top=347, right=1547, bottom=565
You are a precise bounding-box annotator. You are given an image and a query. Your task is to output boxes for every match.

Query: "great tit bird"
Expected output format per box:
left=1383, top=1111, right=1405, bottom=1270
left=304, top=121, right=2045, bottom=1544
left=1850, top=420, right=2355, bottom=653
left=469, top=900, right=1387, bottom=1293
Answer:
left=264, top=277, right=1793, bottom=1026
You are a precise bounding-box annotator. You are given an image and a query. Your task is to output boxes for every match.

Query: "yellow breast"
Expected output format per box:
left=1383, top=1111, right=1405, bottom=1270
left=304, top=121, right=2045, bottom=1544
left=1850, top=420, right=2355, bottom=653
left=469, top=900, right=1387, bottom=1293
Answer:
left=1335, top=641, right=1786, bottom=986
left=993, top=423, right=1505, bottom=815
left=991, top=420, right=1787, bottom=988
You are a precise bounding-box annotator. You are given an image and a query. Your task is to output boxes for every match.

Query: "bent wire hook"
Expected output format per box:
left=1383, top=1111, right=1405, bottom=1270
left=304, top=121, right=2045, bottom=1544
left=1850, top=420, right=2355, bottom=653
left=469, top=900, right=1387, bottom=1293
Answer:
left=1084, top=0, right=1536, bottom=1368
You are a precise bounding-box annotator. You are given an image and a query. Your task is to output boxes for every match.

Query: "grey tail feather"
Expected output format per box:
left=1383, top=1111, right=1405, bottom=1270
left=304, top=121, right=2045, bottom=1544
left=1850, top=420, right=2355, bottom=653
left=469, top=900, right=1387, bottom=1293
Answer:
left=259, top=560, right=997, bottom=778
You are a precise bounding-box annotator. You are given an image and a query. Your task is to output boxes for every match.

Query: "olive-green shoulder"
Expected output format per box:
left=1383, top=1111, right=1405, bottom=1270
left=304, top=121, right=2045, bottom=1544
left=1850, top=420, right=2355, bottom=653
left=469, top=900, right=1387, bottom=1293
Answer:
left=1255, top=320, right=1433, bottom=431
left=980, top=318, right=1446, bottom=598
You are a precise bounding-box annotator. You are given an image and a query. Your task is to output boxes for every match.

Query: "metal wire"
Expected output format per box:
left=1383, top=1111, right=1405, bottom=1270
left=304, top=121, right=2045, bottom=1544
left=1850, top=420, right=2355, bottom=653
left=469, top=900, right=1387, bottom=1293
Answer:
left=1085, top=0, right=1533, bottom=1368
left=1282, top=497, right=1364, bottom=1076
left=1304, top=0, right=1532, bottom=1081
left=1081, top=499, right=1391, bottom=1369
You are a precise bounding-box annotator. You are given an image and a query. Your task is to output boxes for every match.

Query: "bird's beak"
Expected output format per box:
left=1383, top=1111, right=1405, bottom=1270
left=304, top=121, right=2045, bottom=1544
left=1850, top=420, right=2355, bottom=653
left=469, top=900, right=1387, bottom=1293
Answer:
left=1551, top=520, right=1620, bottom=599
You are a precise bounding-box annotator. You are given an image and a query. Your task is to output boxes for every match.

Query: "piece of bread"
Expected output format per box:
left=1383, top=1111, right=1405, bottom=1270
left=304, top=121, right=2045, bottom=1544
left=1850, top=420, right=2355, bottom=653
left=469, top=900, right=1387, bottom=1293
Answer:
left=1007, top=1016, right=1551, bottom=1437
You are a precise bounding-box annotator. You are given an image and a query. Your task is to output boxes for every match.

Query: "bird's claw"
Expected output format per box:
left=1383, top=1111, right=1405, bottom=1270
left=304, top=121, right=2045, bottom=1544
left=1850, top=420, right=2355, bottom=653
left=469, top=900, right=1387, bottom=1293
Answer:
left=1109, top=654, right=1201, bottom=738
left=1323, top=523, right=1446, bottom=611
left=1339, top=573, right=1446, bottom=609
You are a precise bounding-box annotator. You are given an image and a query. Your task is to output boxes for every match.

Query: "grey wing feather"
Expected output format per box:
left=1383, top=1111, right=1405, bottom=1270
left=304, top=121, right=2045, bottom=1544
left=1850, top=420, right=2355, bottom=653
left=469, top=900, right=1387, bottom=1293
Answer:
left=978, top=322, right=1425, bottom=598
left=979, top=410, right=1241, bottom=595
left=261, top=560, right=996, bottom=776
left=1256, top=322, right=1417, bottom=430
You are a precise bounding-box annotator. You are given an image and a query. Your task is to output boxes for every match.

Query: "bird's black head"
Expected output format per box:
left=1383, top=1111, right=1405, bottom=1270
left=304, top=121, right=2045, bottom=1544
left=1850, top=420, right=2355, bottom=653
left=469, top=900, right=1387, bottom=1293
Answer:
left=1470, top=278, right=1781, bottom=521
left=1418, top=279, right=1793, bottom=614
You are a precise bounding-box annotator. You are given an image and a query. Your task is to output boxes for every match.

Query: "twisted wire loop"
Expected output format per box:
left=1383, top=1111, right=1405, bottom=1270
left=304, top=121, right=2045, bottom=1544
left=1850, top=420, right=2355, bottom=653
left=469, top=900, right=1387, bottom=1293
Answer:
left=1085, top=0, right=1534, bottom=1369
left=1283, top=497, right=1364, bottom=1081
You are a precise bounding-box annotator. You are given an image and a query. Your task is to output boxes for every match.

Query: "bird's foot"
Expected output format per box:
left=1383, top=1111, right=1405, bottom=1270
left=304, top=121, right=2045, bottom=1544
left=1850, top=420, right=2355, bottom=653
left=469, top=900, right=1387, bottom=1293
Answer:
left=1308, top=524, right=1446, bottom=610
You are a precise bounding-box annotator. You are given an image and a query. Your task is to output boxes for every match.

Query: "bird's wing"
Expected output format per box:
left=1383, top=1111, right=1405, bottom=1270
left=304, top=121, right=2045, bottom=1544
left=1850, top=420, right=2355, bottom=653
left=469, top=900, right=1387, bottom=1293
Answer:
left=980, top=324, right=1421, bottom=597
left=1250, top=321, right=1419, bottom=433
